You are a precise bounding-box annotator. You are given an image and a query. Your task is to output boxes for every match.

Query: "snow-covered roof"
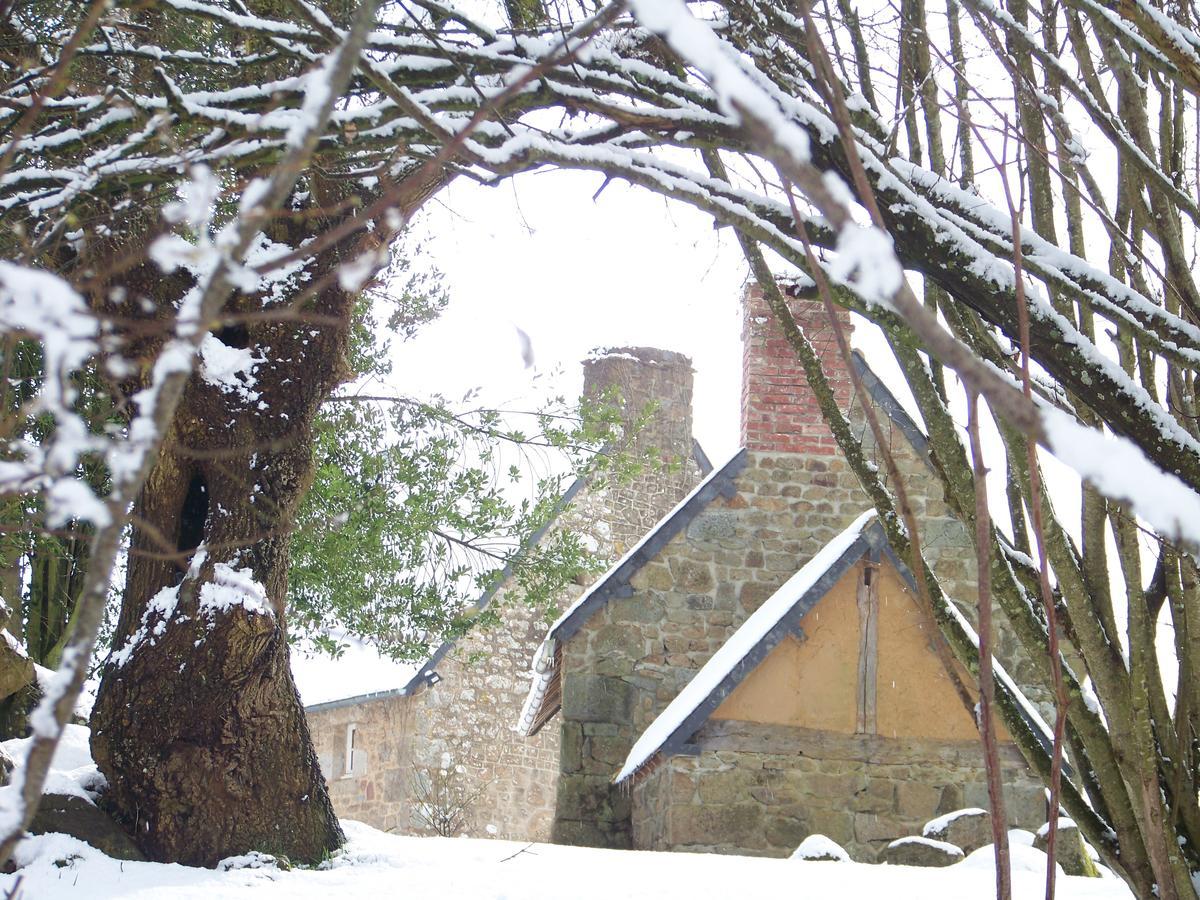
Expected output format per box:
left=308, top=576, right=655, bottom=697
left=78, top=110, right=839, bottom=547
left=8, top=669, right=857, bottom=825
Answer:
left=516, top=448, right=749, bottom=736
left=614, top=510, right=881, bottom=781
left=614, top=509, right=1064, bottom=783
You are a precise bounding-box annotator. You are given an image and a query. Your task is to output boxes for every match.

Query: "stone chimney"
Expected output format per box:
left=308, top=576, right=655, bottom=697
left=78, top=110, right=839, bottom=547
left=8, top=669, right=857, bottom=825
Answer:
left=740, top=285, right=853, bottom=455
left=581, top=347, right=697, bottom=552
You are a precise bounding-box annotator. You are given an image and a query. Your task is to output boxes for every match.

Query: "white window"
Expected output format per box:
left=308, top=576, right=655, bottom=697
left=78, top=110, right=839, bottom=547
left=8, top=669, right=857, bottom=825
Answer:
left=343, top=723, right=365, bottom=777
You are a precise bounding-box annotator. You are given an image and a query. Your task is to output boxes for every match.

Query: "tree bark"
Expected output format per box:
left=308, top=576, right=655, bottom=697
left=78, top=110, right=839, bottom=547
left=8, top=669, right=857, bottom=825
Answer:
left=89, top=205, right=367, bottom=867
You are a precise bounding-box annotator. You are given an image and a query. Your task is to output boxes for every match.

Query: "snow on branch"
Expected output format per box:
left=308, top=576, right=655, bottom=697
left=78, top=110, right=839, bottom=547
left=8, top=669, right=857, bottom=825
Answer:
left=1041, top=407, right=1200, bottom=553
left=0, top=263, right=105, bottom=527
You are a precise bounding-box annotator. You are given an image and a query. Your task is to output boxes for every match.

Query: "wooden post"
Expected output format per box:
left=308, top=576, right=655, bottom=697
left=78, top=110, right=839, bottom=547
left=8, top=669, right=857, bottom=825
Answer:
left=856, top=559, right=879, bottom=734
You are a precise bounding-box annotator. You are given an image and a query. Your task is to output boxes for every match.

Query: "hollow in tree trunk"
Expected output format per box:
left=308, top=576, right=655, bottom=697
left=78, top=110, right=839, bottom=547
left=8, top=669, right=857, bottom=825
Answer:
left=89, top=209, right=371, bottom=866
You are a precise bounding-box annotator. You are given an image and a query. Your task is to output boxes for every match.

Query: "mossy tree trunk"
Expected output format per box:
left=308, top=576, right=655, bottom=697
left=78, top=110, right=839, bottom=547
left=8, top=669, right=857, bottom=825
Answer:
left=89, top=204, right=369, bottom=867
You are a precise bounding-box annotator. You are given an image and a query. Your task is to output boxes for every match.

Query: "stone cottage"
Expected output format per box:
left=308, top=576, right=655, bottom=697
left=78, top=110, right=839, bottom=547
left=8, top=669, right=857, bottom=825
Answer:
left=298, top=347, right=707, bottom=841
left=615, top=512, right=1049, bottom=860
left=517, top=287, right=1047, bottom=859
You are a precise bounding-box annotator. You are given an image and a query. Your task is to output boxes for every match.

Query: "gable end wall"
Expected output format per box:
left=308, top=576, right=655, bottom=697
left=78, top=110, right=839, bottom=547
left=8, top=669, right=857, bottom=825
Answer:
left=555, top=417, right=1048, bottom=851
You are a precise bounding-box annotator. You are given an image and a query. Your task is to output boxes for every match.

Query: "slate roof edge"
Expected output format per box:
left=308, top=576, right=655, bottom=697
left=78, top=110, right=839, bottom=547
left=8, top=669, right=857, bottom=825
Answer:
left=304, top=688, right=404, bottom=714
left=550, top=447, right=749, bottom=644
left=402, top=439, right=716, bottom=699
left=850, top=350, right=930, bottom=458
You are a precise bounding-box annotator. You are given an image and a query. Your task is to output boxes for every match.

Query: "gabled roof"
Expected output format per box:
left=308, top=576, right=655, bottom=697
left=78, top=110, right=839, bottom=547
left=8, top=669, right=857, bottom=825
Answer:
left=613, top=510, right=884, bottom=781
left=614, top=512, right=1061, bottom=783
left=516, top=448, right=749, bottom=735
left=517, top=354, right=935, bottom=737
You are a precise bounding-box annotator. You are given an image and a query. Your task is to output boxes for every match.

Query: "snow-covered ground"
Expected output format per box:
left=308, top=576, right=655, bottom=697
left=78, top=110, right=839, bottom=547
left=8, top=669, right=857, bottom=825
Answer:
left=0, top=726, right=1134, bottom=900
left=5, top=821, right=1134, bottom=900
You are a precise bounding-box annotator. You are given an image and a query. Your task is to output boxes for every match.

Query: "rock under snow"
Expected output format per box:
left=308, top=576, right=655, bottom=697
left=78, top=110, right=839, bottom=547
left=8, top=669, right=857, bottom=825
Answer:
left=1034, top=819, right=1099, bottom=878
left=922, top=808, right=993, bottom=854
left=1, top=723, right=104, bottom=802
left=0, top=630, right=33, bottom=701
left=790, top=834, right=850, bottom=862
left=28, top=794, right=144, bottom=862
left=881, top=836, right=964, bottom=868
left=1, top=723, right=140, bottom=860
left=217, top=850, right=289, bottom=871
left=1008, top=828, right=1036, bottom=847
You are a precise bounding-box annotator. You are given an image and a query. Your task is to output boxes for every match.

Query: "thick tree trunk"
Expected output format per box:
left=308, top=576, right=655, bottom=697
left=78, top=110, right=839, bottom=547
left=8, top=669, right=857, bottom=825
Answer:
left=89, top=569, right=339, bottom=866
left=90, top=207, right=365, bottom=866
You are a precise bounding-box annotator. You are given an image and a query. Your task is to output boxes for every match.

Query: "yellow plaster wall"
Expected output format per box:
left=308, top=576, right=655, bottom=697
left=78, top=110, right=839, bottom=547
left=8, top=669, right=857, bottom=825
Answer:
left=711, top=560, right=995, bottom=743
left=874, top=564, right=980, bottom=741
left=711, top=567, right=859, bottom=733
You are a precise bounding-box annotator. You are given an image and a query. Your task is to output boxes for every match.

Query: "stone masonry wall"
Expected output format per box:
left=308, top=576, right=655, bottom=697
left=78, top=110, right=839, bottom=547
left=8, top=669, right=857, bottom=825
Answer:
left=307, top=346, right=701, bottom=842
left=582, top=348, right=700, bottom=554
left=404, top=588, right=570, bottom=840
left=553, top=290, right=1049, bottom=851
left=631, top=722, right=1047, bottom=861
left=305, top=588, right=565, bottom=840
left=307, top=693, right=413, bottom=832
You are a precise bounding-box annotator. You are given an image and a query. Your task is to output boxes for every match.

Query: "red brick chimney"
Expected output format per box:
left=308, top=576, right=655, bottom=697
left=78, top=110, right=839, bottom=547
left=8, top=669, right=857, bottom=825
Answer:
left=740, top=284, right=853, bottom=455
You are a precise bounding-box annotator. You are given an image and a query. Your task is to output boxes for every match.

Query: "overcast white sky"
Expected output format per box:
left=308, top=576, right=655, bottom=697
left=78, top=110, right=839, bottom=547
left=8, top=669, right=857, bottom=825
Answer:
left=389, top=167, right=915, bottom=467
left=395, top=169, right=752, bottom=463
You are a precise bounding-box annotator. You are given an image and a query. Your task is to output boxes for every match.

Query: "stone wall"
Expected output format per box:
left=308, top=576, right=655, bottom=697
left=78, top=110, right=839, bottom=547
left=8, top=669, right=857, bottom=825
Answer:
left=582, top=348, right=700, bottom=554
left=305, top=588, right=565, bottom=840
left=307, top=692, right=413, bottom=832
left=631, top=721, right=1047, bottom=861
left=552, top=294, right=1047, bottom=850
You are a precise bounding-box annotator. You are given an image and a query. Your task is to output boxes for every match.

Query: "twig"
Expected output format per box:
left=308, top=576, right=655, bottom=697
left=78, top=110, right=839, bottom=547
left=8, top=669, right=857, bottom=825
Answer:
left=975, top=115, right=1068, bottom=900
left=498, top=842, right=536, bottom=862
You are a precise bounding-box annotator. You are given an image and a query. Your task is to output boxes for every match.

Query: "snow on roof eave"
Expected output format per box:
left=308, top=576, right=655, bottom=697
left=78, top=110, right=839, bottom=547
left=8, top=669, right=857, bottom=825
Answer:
left=615, top=510, right=881, bottom=783
left=516, top=637, right=557, bottom=736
